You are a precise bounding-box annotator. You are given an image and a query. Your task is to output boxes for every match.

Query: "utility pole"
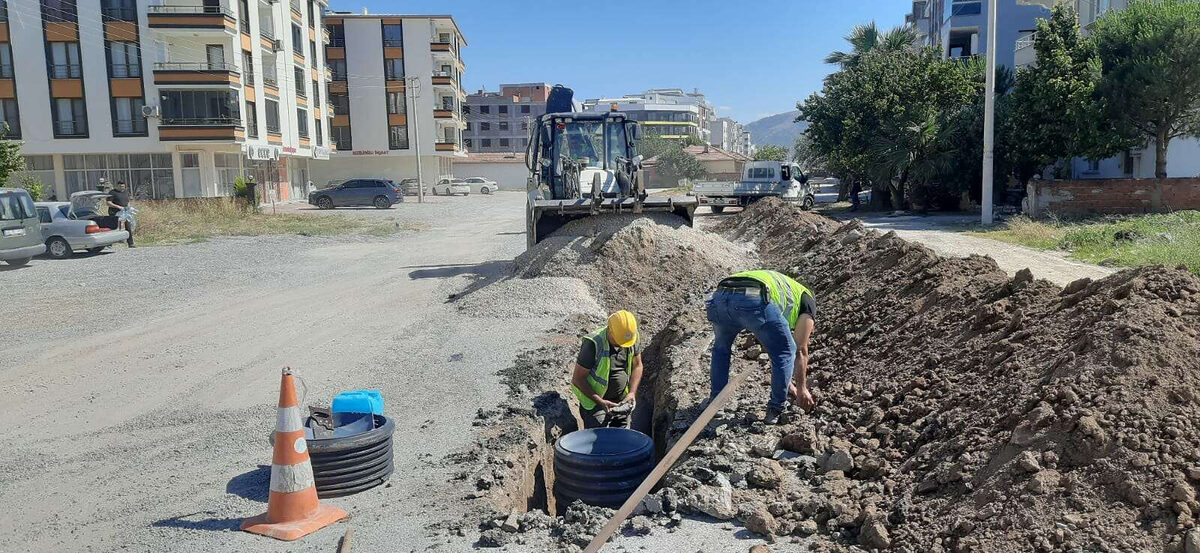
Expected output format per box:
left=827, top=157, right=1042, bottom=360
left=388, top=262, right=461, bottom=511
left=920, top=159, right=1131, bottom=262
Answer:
left=406, top=75, right=424, bottom=204
left=980, top=0, right=998, bottom=225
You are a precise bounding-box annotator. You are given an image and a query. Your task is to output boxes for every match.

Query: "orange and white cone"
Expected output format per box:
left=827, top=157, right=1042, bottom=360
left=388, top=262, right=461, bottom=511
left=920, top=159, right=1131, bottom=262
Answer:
left=242, top=367, right=347, bottom=541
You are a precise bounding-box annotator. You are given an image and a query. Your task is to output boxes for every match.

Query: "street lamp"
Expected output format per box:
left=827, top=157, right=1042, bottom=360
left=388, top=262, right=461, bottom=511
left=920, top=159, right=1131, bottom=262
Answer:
left=406, top=75, right=424, bottom=204
left=981, top=0, right=998, bottom=225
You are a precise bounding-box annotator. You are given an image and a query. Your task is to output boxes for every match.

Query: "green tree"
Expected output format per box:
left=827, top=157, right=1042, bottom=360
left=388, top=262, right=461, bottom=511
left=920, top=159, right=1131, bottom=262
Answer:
left=792, top=134, right=828, bottom=175
left=636, top=133, right=699, bottom=160
left=0, top=123, right=25, bottom=186
left=753, top=144, right=789, bottom=161
left=824, top=23, right=919, bottom=69
left=1009, top=3, right=1111, bottom=183
left=655, top=147, right=708, bottom=186
left=1089, top=0, right=1200, bottom=178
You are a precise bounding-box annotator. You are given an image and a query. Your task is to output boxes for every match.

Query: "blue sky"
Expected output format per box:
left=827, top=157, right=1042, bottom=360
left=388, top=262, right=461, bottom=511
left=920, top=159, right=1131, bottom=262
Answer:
left=328, top=0, right=910, bottom=123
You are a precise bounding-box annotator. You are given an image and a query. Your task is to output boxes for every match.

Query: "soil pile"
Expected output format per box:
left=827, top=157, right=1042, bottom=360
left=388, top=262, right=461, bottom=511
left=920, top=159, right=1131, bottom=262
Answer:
left=652, top=198, right=1200, bottom=552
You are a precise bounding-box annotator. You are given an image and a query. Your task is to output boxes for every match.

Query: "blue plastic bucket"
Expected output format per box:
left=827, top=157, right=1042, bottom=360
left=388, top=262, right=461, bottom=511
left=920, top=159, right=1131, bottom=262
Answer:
left=331, top=389, right=384, bottom=415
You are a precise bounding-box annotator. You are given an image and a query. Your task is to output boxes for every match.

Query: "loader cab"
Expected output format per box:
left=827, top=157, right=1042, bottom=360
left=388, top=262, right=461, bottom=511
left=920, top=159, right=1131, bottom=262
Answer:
left=527, top=112, right=643, bottom=201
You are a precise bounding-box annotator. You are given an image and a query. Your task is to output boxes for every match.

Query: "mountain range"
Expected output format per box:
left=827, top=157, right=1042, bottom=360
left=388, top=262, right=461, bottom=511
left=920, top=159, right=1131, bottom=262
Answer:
left=744, top=110, right=807, bottom=149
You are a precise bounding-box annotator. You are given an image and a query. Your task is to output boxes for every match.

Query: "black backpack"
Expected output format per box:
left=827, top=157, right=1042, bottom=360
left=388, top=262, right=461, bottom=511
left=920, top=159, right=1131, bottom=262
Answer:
left=546, top=84, right=574, bottom=113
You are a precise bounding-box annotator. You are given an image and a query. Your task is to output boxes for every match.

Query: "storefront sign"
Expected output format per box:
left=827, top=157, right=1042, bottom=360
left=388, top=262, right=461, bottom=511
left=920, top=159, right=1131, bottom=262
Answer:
left=351, top=150, right=390, bottom=156
left=282, top=146, right=297, bottom=154
left=245, top=145, right=280, bottom=161
left=312, top=146, right=331, bottom=160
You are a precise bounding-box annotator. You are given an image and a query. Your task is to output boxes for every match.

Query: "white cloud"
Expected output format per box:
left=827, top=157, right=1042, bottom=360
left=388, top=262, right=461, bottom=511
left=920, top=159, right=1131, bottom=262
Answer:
left=719, top=105, right=732, bottom=112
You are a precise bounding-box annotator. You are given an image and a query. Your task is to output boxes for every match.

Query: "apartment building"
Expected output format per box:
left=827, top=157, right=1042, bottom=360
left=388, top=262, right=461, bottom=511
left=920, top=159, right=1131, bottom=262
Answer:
left=709, top=117, right=749, bottom=156
left=1, top=0, right=331, bottom=202
left=463, top=82, right=549, bottom=154
left=583, top=88, right=715, bottom=144
left=907, top=0, right=1051, bottom=68
left=312, top=12, right=465, bottom=186
left=741, top=130, right=756, bottom=158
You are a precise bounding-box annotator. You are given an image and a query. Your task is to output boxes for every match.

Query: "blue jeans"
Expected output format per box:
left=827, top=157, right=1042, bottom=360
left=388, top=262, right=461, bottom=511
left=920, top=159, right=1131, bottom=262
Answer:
left=707, top=289, right=796, bottom=410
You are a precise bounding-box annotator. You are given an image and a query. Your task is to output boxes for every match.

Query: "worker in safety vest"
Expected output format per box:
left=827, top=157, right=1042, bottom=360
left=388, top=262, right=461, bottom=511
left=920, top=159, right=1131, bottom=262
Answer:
left=708, top=270, right=817, bottom=424
left=571, top=310, right=643, bottom=429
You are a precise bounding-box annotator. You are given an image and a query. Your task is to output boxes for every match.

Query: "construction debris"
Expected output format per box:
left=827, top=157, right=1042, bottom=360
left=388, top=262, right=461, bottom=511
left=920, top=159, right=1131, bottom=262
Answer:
left=451, top=198, right=1200, bottom=553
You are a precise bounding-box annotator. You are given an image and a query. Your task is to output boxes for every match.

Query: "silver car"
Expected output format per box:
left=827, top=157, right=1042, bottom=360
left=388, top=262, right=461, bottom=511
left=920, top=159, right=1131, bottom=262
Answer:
left=35, top=197, right=130, bottom=259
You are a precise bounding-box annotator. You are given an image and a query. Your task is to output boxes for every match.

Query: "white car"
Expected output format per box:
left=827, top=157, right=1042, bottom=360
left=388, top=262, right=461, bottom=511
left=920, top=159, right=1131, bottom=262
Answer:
left=463, top=177, right=499, bottom=195
left=432, top=178, right=470, bottom=196
left=35, top=199, right=130, bottom=259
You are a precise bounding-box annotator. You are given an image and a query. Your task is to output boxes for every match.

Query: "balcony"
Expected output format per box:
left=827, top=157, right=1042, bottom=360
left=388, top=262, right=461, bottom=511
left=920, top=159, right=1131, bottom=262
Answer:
left=1015, top=32, right=1037, bottom=68
left=260, top=26, right=278, bottom=50
left=147, top=4, right=237, bottom=33
left=434, top=139, right=460, bottom=152
left=433, top=108, right=454, bottom=119
left=53, top=120, right=87, bottom=138
left=158, top=116, right=244, bottom=141
left=114, top=118, right=148, bottom=136
left=153, top=62, right=241, bottom=87
left=101, top=7, right=137, bottom=22
left=431, top=71, right=455, bottom=87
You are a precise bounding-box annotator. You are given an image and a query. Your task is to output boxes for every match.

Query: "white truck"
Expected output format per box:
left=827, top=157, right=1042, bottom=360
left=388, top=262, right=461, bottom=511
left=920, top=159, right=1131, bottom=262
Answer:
left=693, top=160, right=815, bottom=213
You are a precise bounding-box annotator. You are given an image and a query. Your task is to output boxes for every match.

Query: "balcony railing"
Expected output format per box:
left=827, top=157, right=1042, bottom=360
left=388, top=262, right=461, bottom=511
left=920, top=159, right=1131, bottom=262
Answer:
left=160, top=116, right=241, bottom=126
left=382, top=38, right=402, bottom=47
left=101, top=7, right=137, bottom=22
left=147, top=5, right=233, bottom=16
left=260, top=27, right=276, bottom=41
left=49, top=64, right=83, bottom=79
left=1016, top=33, right=1036, bottom=51
left=53, top=120, right=87, bottom=136
left=290, top=0, right=302, bottom=14
left=262, top=75, right=279, bottom=88
left=244, top=71, right=255, bottom=85
left=155, top=62, right=238, bottom=72
left=114, top=119, right=148, bottom=135
left=328, top=37, right=345, bottom=47
left=0, top=64, right=12, bottom=79
left=109, top=63, right=142, bottom=78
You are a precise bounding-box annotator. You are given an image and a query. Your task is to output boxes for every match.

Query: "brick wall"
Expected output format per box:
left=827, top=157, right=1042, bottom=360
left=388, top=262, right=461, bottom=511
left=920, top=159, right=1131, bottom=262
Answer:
left=1023, top=178, right=1200, bottom=218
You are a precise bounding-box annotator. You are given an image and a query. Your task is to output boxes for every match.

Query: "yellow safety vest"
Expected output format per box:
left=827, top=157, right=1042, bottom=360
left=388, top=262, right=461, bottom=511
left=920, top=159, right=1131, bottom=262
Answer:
left=571, top=327, right=633, bottom=410
left=729, top=269, right=814, bottom=330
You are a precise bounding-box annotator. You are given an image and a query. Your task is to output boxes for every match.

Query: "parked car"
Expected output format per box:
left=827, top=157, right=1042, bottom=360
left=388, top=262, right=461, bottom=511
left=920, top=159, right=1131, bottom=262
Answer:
left=398, top=178, right=429, bottom=196
left=0, top=187, right=45, bottom=266
left=309, top=179, right=402, bottom=209
left=432, top=178, right=471, bottom=197
left=462, top=177, right=499, bottom=195
left=35, top=200, right=130, bottom=259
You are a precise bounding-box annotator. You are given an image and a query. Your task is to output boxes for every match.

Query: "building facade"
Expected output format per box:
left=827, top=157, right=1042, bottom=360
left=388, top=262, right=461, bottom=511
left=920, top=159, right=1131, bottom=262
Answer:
left=907, top=0, right=1052, bottom=69
left=3, top=0, right=332, bottom=202
left=312, top=12, right=465, bottom=186
left=462, top=82, right=548, bottom=154
left=582, top=88, right=715, bottom=144
left=709, top=117, right=749, bottom=156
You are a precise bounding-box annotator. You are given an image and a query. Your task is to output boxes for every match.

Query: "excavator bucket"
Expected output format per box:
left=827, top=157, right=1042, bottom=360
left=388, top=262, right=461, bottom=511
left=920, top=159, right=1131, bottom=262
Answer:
left=527, top=196, right=696, bottom=249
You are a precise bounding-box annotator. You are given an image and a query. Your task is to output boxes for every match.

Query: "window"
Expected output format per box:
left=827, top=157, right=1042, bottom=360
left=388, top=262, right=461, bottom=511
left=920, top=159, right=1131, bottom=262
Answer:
left=499, top=121, right=509, bottom=131
left=41, top=0, right=77, bottom=23
left=521, top=105, right=530, bottom=114
left=384, top=58, right=403, bottom=80
left=294, top=67, right=306, bottom=97
left=19, top=156, right=54, bottom=190
left=326, top=23, right=345, bottom=47
left=521, top=121, right=528, bottom=131
left=480, top=122, right=490, bottom=131
left=291, top=24, right=303, bottom=54
left=265, top=99, right=280, bottom=133
left=238, top=0, right=250, bottom=33
left=307, top=1, right=315, bottom=27
left=748, top=167, right=776, bottom=180
left=330, top=93, right=349, bottom=115
left=463, top=138, right=472, bottom=148
left=108, top=42, right=141, bottom=78
left=462, top=104, right=470, bottom=114
left=332, top=125, right=351, bottom=149
left=112, top=97, right=146, bottom=136
left=382, top=24, right=403, bottom=47
left=499, top=138, right=509, bottom=148
left=499, top=105, right=508, bottom=114
left=310, top=40, right=317, bottom=64
left=297, top=109, right=309, bottom=138
left=160, top=90, right=240, bottom=125
left=215, top=153, right=240, bottom=196
left=479, top=105, right=489, bottom=114
left=328, top=59, right=346, bottom=80
left=205, top=44, right=226, bottom=70
left=243, top=51, right=255, bottom=84
left=0, top=191, right=34, bottom=221
left=245, top=101, right=258, bottom=138
left=101, top=0, right=135, bottom=22
left=950, top=0, right=982, bottom=16
left=0, top=98, right=19, bottom=137
left=52, top=98, right=86, bottom=137
left=388, top=125, right=408, bottom=149
left=0, top=44, right=10, bottom=78
left=386, top=91, right=405, bottom=115
left=63, top=154, right=174, bottom=198
left=314, top=117, right=322, bottom=145
left=312, top=79, right=320, bottom=105
left=464, top=122, right=471, bottom=131
left=48, top=42, right=81, bottom=78
left=481, top=138, right=491, bottom=147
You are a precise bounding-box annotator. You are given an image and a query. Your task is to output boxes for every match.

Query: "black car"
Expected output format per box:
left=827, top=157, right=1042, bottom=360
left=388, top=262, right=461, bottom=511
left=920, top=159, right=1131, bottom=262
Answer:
left=308, top=179, right=403, bottom=209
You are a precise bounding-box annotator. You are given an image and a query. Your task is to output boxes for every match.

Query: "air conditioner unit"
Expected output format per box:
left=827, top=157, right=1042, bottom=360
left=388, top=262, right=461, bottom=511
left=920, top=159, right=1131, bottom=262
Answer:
left=141, top=105, right=161, bottom=118
left=272, top=39, right=283, bottom=52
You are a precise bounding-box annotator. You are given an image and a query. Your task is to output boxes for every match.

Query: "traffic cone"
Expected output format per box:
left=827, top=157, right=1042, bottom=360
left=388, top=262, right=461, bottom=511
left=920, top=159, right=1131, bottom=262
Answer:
left=242, top=367, right=347, bottom=540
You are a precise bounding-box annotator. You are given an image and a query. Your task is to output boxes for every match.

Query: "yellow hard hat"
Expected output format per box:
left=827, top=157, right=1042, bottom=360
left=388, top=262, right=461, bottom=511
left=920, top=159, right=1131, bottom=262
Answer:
left=607, top=310, right=639, bottom=348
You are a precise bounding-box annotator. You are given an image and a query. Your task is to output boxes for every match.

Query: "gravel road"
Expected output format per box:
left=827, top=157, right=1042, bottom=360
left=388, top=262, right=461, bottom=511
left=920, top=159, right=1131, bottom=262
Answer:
left=1, top=192, right=766, bottom=553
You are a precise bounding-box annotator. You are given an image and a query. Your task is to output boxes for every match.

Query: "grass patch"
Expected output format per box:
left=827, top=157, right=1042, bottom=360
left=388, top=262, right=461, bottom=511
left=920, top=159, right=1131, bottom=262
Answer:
left=132, top=199, right=406, bottom=246
left=974, top=211, right=1200, bottom=274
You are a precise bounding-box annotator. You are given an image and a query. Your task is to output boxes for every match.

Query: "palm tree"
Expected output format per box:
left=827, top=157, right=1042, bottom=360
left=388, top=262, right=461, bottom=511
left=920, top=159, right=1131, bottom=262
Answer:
left=825, top=23, right=920, bottom=69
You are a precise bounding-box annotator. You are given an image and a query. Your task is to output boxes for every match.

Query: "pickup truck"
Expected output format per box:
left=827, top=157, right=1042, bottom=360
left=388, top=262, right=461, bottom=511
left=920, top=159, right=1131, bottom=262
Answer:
left=693, top=160, right=815, bottom=213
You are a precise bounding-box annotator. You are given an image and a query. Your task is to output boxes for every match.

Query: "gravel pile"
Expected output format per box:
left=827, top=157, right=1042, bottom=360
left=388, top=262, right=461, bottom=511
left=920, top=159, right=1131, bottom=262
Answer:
left=645, top=198, right=1200, bottom=552
left=456, top=276, right=603, bottom=320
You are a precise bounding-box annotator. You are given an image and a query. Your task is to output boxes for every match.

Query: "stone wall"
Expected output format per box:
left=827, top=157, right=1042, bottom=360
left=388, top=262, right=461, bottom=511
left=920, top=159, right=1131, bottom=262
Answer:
left=1023, top=178, right=1200, bottom=218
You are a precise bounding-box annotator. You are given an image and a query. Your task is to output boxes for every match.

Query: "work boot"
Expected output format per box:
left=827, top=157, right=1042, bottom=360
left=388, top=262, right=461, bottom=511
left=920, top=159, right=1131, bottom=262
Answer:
left=764, top=406, right=787, bottom=425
